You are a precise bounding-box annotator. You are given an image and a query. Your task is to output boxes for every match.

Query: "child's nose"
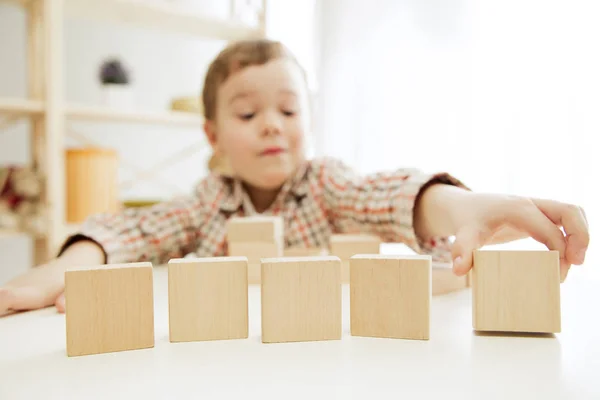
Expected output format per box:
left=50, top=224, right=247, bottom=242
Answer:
left=261, top=111, right=282, bottom=136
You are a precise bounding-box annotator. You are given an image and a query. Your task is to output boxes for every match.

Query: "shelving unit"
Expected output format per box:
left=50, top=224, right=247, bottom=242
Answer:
left=0, top=229, right=27, bottom=239
left=0, top=0, right=267, bottom=265
left=0, top=98, right=45, bottom=116
left=66, top=104, right=204, bottom=127
left=66, top=0, right=264, bottom=40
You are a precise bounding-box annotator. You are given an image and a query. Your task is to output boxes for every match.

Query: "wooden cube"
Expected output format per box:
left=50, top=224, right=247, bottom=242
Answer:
left=261, top=256, right=342, bottom=343
left=283, top=247, right=328, bottom=257
left=227, top=216, right=284, bottom=284
left=432, top=263, right=470, bottom=296
left=228, top=242, right=281, bottom=284
left=168, top=257, right=248, bottom=342
left=228, top=242, right=281, bottom=262
left=472, top=250, right=561, bottom=333
left=65, top=262, right=155, bottom=357
left=350, top=255, right=431, bottom=340
left=330, top=234, right=381, bottom=282
left=330, top=234, right=381, bottom=259
left=226, top=215, right=284, bottom=244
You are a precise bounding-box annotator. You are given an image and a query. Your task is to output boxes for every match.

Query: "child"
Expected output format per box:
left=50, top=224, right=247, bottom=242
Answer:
left=0, top=39, right=589, bottom=317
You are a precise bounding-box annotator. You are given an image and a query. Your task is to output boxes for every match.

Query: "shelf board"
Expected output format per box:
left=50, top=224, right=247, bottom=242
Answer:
left=0, top=224, right=80, bottom=240
left=0, top=98, right=44, bottom=116
left=66, top=104, right=204, bottom=127
left=0, top=229, right=26, bottom=239
left=65, top=0, right=263, bottom=40
left=0, top=0, right=28, bottom=7
left=1, top=0, right=263, bottom=40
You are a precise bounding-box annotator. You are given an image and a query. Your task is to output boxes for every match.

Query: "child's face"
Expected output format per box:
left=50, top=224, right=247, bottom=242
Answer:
left=206, top=58, right=309, bottom=190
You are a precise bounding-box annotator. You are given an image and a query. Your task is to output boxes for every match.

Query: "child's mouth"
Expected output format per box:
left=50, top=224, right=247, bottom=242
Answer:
left=260, top=147, right=286, bottom=156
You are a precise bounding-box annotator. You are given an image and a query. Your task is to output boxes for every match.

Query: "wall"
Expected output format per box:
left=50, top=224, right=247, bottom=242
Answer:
left=0, top=0, right=317, bottom=284
left=316, top=0, right=599, bottom=270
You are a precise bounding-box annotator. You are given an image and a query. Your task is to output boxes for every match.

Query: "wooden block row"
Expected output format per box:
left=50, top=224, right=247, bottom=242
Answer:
left=63, top=254, right=431, bottom=355
left=64, top=249, right=561, bottom=357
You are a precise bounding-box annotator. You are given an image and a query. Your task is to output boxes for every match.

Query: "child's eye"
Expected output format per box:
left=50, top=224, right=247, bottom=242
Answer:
left=282, top=110, right=296, bottom=117
left=239, top=113, right=255, bottom=121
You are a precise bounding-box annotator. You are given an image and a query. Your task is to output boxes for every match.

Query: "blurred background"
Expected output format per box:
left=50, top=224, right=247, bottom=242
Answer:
left=0, top=0, right=597, bottom=283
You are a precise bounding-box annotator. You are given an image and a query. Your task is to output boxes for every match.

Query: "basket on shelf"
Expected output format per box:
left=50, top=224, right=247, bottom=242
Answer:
left=170, top=96, right=203, bottom=114
left=66, top=147, right=120, bottom=223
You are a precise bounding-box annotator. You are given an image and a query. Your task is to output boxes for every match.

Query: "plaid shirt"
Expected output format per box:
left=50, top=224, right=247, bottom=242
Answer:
left=59, top=157, right=464, bottom=265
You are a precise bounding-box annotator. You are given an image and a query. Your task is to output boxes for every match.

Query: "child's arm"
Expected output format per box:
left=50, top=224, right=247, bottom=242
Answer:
left=413, top=182, right=589, bottom=281
left=0, top=176, right=218, bottom=316
left=58, top=179, right=216, bottom=266
left=0, top=239, right=104, bottom=316
left=318, top=158, right=463, bottom=258
left=318, top=158, right=589, bottom=282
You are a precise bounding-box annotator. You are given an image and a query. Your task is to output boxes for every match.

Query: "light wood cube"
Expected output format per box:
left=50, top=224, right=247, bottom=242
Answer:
left=350, top=255, right=431, bottom=340
left=65, top=262, right=155, bottom=357
left=226, top=215, right=284, bottom=244
left=330, top=234, right=381, bottom=259
left=472, top=250, right=561, bottom=333
left=228, top=242, right=281, bottom=284
left=261, top=256, right=342, bottom=343
left=283, top=247, right=328, bottom=257
left=330, top=234, right=381, bottom=282
left=168, top=257, right=248, bottom=342
left=227, top=216, right=284, bottom=284
left=228, top=242, right=281, bottom=262
left=432, top=263, right=470, bottom=296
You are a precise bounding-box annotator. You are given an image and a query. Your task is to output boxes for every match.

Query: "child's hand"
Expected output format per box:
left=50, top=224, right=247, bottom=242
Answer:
left=449, top=192, right=589, bottom=282
left=0, top=260, right=67, bottom=317
left=0, top=239, right=104, bottom=317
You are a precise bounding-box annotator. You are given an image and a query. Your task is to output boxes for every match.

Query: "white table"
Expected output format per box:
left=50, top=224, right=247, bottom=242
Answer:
left=1, top=265, right=598, bottom=400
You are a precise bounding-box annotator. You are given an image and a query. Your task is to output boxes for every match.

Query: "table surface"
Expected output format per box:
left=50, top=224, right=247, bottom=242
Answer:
left=1, top=263, right=598, bottom=400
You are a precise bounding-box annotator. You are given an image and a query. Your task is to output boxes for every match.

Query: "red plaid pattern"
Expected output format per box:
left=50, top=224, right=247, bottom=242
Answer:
left=59, top=157, right=464, bottom=265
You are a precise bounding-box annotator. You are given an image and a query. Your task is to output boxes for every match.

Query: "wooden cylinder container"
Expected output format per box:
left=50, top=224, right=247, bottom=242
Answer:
left=66, top=147, right=119, bottom=223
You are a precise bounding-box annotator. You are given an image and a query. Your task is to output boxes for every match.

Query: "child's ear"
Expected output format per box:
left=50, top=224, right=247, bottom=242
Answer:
left=203, top=120, right=218, bottom=150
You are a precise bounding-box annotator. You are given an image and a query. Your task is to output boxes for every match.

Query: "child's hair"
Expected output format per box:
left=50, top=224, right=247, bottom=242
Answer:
left=201, top=39, right=306, bottom=121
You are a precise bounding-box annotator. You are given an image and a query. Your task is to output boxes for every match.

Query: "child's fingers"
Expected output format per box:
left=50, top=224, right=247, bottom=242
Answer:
left=0, top=287, right=14, bottom=316
left=451, top=225, right=487, bottom=276
left=532, top=198, right=590, bottom=265
left=55, top=292, right=65, bottom=313
left=506, top=201, right=570, bottom=280
left=3, top=286, right=49, bottom=312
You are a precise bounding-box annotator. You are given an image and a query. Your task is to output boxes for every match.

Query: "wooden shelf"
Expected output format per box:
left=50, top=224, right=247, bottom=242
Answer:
left=0, top=98, right=44, bottom=116
left=0, top=224, right=80, bottom=240
left=1, top=0, right=265, bottom=264
left=0, top=0, right=28, bottom=7
left=1, top=0, right=263, bottom=40
left=65, top=0, right=263, bottom=40
left=66, top=104, right=203, bottom=127
left=0, top=229, right=26, bottom=239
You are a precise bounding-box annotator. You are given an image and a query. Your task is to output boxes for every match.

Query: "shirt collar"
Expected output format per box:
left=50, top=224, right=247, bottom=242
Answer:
left=218, top=160, right=310, bottom=214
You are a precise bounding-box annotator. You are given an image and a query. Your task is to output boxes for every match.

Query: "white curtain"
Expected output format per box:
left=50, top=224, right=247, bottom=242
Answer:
left=315, top=0, right=599, bottom=267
